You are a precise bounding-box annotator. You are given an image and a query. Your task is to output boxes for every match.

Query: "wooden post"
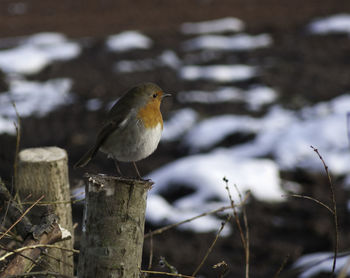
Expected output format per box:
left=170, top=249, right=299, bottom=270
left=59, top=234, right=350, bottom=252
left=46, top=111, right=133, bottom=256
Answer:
left=77, top=174, right=153, bottom=278
left=15, top=147, right=74, bottom=276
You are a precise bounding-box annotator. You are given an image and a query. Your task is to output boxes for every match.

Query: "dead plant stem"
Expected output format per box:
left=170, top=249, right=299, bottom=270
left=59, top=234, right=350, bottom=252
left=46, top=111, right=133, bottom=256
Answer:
left=311, top=146, right=338, bottom=277
left=192, top=215, right=231, bottom=277
left=144, top=193, right=249, bottom=239
left=0, top=195, right=45, bottom=241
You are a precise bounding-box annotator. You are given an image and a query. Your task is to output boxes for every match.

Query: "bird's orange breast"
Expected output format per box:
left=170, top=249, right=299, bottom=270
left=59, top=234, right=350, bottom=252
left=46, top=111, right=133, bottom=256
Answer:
left=137, top=99, right=163, bottom=129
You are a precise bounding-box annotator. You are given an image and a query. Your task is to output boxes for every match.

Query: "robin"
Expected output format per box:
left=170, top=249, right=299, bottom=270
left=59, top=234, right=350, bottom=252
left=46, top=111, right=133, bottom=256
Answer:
left=74, top=82, right=170, bottom=178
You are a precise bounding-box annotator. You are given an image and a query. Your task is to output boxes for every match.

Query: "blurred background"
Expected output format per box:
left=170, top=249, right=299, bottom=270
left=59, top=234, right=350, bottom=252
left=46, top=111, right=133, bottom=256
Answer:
left=1, top=0, right=350, bottom=277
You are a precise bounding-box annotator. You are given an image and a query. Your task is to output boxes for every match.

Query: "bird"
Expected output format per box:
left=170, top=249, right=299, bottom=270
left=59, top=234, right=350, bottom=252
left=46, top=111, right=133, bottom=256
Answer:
left=74, top=82, right=170, bottom=178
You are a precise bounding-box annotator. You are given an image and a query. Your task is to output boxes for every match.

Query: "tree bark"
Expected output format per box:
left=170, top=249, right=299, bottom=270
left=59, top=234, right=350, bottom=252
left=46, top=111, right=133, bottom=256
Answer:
left=15, top=147, right=74, bottom=276
left=77, top=174, right=153, bottom=278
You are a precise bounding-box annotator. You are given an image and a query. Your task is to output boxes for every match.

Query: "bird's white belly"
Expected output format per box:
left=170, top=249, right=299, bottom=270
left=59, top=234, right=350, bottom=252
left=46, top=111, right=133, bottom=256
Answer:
left=101, top=122, right=162, bottom=162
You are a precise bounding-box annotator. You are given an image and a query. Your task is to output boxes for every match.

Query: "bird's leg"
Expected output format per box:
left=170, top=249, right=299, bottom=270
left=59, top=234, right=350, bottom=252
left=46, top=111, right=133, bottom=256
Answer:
left=133, top=161, right=142, bottom=179
left=113, top=159, right=123, bottom=176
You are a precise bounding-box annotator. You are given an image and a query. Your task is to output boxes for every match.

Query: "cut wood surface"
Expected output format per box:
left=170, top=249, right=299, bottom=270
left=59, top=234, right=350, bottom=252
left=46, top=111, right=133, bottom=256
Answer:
left=15, top=147, right=74, bottom=276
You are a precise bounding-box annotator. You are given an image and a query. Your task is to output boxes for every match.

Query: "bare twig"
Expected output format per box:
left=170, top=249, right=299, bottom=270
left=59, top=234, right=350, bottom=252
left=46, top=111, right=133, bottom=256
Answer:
left=144, top=193, right=250, bottom=239
left=12, top=102, right=21, bottom=191
left=0, top=181, right=34, bottom=238
left=20, top=198, right=85, bottom=206
left=224, top=177, right=250, bottom=278
left=0, top=244, right=79, bottom=262
left=0, top=195, right=45, bottom=241
left=224, top=180, right=246, bottom=248
left=0, top=243, right=41, bottom=269
left=12, top=102, right=23, bottom=210
left=40, top=250, right=74, bottom=270
left=192, top=215, right=231, bottom=277
left=284, top=194, right=334, bottom=214
left=1, top=103, right=21, bottom=229
left=233, top=183, right=250, bottom=278
left=273, top=254, right=290, bottom=278
left=141, top=270, right=195, bottom=278
left=0, top=221, right=64, bottom=278
left=147, top=230, right=154, bottom=270
left=311, top=145, right=338, bottom=277
left=4, top=271, right=74, bottom=278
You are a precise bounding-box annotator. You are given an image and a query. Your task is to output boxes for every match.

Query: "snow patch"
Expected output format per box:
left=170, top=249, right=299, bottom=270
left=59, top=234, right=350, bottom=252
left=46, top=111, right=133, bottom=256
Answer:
left=179, top=64, right=257, bottom=83
left=106, top=31, right=152, bottom=52
left=308, top=14, right=350, bottom=35
left=181, top=17, right=245, bottom=35
left=182, top=33, right=272, bottom=52
left=0, top=32, right=80, bottom=75
left=0, top=78, right=73, bottom=134
left=162, top=108, right=199, bottom=142
left=177, top=85, right=277, bottom=110
left=293, top=252, right=350, bottom=278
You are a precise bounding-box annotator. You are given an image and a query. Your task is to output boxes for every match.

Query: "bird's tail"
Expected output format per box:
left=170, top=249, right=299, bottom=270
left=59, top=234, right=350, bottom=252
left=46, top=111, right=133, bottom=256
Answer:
left=74, top=145, right=99, bottom=169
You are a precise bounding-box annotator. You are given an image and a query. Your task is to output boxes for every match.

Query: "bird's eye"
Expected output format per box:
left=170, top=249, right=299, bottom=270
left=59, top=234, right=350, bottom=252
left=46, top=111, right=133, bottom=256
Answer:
left=153, top=93, right=157, bottom=98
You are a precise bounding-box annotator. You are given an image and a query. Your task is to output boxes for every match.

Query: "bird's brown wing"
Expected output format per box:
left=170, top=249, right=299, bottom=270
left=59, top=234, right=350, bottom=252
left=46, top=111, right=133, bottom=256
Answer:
left=74, top=97, right=136, bottom=168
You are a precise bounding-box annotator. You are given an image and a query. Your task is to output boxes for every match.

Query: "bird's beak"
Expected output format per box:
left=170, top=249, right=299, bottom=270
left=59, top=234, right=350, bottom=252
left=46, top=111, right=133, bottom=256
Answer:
left=162, top=93, right=172, bottom=98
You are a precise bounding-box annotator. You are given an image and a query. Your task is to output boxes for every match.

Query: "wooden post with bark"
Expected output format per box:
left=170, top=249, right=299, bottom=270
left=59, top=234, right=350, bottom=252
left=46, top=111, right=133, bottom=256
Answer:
left=77, top=174, right=153, bottom=278
left=15, top=147, right=74, bottom=276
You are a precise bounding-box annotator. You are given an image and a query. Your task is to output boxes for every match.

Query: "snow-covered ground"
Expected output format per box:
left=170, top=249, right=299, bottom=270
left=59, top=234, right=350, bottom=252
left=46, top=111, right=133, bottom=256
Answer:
left=146, top=152, right=282, bottom=233
left=293, top=252, right=350, bottom=278
left=180, top=17, right=245, bottom=34
left=1, top=16, right=349, bottom=251
left=155, top=93, right=350, bottom=233
left=177, top=85, right=277, bottom=110
left=0, top=78, right=73, bottom=134
left=0, top=32, right=78, bottom=134
left=182, top=33, right=272, bottom=52
left=106, top=31, right=153, bottom=52
left=0, top=32, right=80, bottom=75
left=179, top=64, right=258, bottom=83
left=179, top=94, right=350, bottom=175
left=308, top=13, right=350, bottom=35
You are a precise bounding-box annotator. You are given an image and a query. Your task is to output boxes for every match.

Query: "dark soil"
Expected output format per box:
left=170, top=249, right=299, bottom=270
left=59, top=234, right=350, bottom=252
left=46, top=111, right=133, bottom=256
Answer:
left=1, top=1, right=350, bottom=277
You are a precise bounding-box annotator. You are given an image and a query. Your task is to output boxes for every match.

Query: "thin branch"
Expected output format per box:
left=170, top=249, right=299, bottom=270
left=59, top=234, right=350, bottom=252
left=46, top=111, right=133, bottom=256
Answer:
left=147, top=230, right=153, bottom=270
left=20, top=198, right=85, bottom=206
left=144, top=193, right=250, bottom=239
left=284, top=194, right=334, bottom=214
left=224, top=179, right=247, bottom=255
left=12, top=101, right=23, bottom=209
left=0, top=181, right=33, bottom=238
left=0, top=243, right=42, bottom=269
left=0, top=222, right=64, bottom=278
left=4, top=271, right=74, bottom=278
left=1, top=103, right=21, bottom=229
left=40, top=250, right=74, bottom=270
left=192, top=215, right=231, bottom=277
left=144, top=205, right=231, bottom=239
left=141, top=270, right=195, bottom=278
left=0, top=195, right=45, bottom=241
left=233, top=184, right=250, bottom=278
left=273, top=254, right=290, bottom=278
left=12, top=102, right=21, bottom=184
left=0, top=244, right=79, bottom=262
left=311, top=145, right=338, bottom=277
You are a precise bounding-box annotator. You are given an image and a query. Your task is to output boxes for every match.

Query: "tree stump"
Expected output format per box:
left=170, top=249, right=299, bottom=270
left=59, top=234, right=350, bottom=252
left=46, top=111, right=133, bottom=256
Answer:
left=15, top=147, right=74, bottom=276
left=77, top=174, right=153, bottom=278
